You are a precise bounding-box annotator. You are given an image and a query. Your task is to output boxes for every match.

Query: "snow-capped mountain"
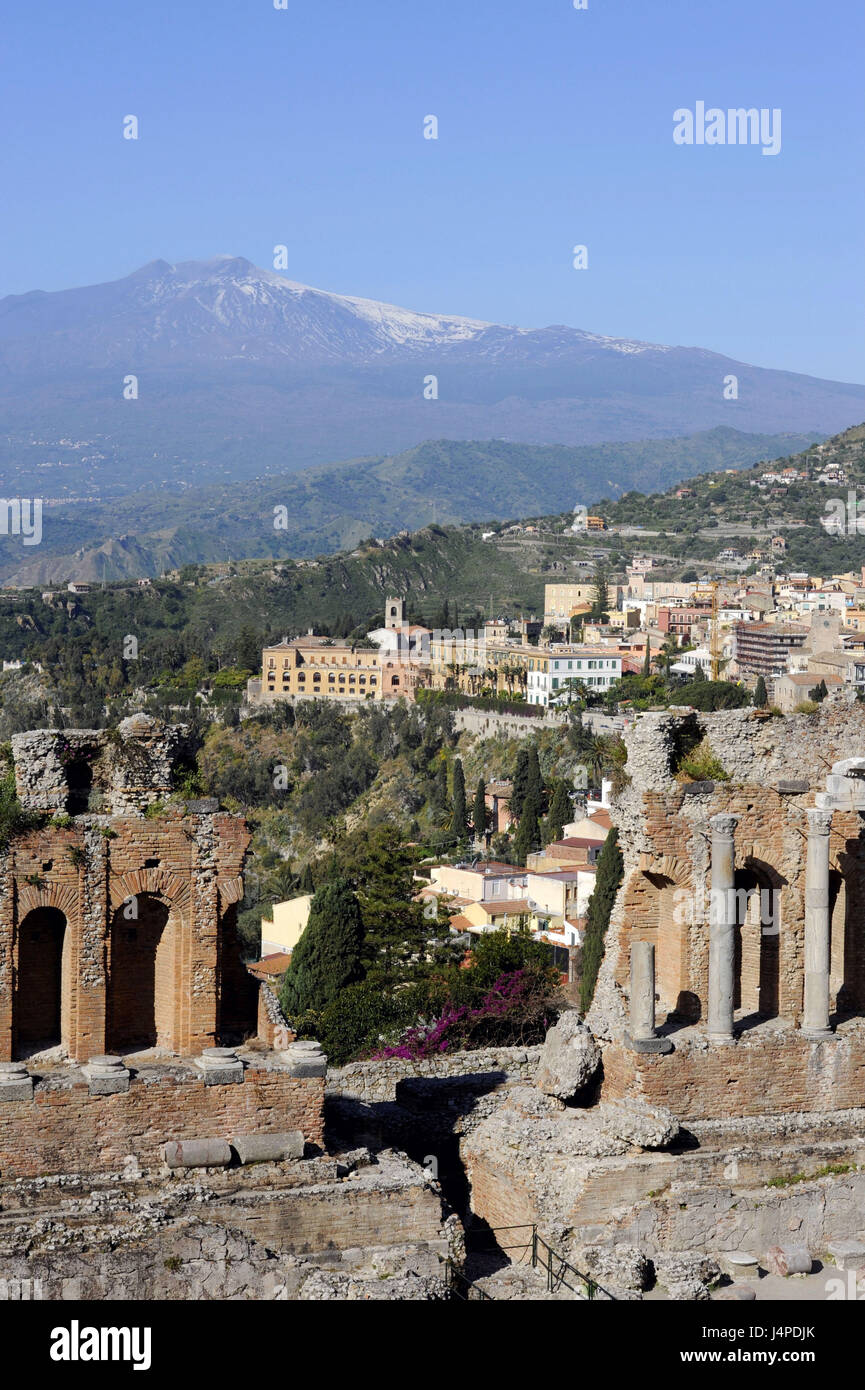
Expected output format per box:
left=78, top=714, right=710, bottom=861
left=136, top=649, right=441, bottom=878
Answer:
left=0, top=255, right=675, bottom=367
left=0, top=256, right=861, bottom=494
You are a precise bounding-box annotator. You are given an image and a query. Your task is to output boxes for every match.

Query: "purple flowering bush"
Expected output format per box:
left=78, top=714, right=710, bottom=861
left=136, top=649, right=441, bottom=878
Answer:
left=373, top=966, right=560, bottom=1061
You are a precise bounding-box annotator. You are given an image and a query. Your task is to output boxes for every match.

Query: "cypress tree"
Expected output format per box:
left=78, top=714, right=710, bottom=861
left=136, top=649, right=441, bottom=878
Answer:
left=590, top=559, right=610, bottom=622
left=753, top=675, right=768, bottom=708
left=641, top=639, right=651, bottom=677
left=579, top=827, right=624, bottom=1012
left=473, top=777, right=488, bottom=839
left=431, top=759, right=448, bottom=818
left=526, top=745, right=543, bottom=805
left=299, top=862, right=315, bottom=894
left=511, top=747, right=529, bottom=819
left=546, top=779, right=572, bottom=843
left=513, top=789, right=542, bottom=864
left=280, top=879, right=365, bottom=1016
left=450, top=758, right=468, bottom=841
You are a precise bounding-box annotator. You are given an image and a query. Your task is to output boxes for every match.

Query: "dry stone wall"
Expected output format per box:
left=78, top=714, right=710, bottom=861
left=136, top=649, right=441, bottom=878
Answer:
left=327, top=1046, right=542, bottom=1104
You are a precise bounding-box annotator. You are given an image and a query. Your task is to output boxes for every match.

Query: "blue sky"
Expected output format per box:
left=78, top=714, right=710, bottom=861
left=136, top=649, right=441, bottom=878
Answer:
left=1, top=0, right=862, bottom=381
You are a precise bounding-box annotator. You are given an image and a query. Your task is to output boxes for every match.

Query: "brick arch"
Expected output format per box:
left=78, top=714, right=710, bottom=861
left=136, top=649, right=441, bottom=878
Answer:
left=107, top=892, right=178, bottom=1053
left=217, top=875, right=244, bottom=908
left=109, top=869, right=191, bottom=916
left=16, top=879, right=79, bottom=920
left=637, top=852, right=693, bottom=887
left=732, top=858, right=786, bottom=1020
left=828, top=836, right=865, bottom=1013
left=625, top=855, right=696, bottom=1023
left=14, top=906, right=71, bottom=1058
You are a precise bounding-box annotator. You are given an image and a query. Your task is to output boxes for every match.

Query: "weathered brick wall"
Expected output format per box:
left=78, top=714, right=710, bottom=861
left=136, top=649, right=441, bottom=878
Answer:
left=0, top=809, right=253, bottom=1062
left=464, top=1154, right=540, bottom=1232
left=589, top=699, right=865, bottom=1067
left=211, top=1184, right=449, bottom=1255
left=0, top=1065, right=324, bottom=1178
left=602, top=1023, right=865, bottom=1120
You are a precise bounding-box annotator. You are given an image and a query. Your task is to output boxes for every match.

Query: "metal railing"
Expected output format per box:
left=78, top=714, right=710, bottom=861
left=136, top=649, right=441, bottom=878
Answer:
left=471, top=1223, right=616, bottom=1300
left=445, top=1260, right=493, bottom=1301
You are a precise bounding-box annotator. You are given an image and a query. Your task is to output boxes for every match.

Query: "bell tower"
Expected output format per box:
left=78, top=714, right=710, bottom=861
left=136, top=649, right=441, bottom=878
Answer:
left=385, top=596, right=406, bottom=631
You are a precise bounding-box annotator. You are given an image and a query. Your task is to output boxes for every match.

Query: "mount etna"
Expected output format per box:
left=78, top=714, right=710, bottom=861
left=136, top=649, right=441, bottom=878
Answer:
left=0, top=256, right=861, bottom=502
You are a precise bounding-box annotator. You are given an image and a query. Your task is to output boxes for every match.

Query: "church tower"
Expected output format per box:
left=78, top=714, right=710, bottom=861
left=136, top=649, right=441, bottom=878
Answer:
left=385, top=596, right=406, bottom=630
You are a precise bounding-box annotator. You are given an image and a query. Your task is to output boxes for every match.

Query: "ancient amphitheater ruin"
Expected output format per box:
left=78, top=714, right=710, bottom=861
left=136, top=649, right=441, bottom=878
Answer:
left=5, top=698, right=865, bottom=1301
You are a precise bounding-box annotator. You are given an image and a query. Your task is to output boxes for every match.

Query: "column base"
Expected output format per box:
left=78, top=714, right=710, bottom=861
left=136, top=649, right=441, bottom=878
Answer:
left=624, top=1031, right=673, bottom=1054
left=798, top=1027, right=836, bottom=1042
left=707, top=1031, right=737, bottom=1045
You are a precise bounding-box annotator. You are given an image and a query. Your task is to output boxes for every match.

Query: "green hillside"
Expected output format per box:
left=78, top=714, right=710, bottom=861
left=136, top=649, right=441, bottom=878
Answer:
left=0, top=426, right=823, bottom=585
left=588, top=423, right=865, bottom=573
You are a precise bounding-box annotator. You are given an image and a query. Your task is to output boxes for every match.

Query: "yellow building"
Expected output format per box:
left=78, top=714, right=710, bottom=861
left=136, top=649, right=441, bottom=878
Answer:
left=261, top=636, right=416, bottom=702
left=260, top=894, right=313, bottom=956
left=461, top=898, right=531, bottom=933
left=544, top=582, right=621, bottom=627
left=426, top=634, right=532, bottom=698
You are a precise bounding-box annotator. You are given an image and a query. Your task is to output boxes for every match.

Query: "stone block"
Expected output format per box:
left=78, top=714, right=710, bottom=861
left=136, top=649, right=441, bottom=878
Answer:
left=280, top=1041, right=327, bottom=1079
left=231, top=1131, right=305, bottom=1165
left=827, top=1240, right=865, bottom=1271
left=82, top=1055, right=130, bottom=1096
left=716, top=1285, right=756, bottom=1301
left=624, top=1032, right=674, bottom=1054
left=195, top=1046, right=244, bottom=1086
left=0, top=1063, right=33, bottom=1103
left=596, top=1098, right=679, bottom=1149
left=764, top=1245, right=812, bottom=1277
left=535, top=1012, right=600, bottom=1100
left=720, top=1251, right=760, bottom=1280
left=164, top=1138, right=232, bottom=1169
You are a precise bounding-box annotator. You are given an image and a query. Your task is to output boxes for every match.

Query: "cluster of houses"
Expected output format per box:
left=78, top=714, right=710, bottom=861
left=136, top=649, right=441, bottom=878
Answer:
left=255, top=784, right=614, bottom=982
left=246, top=551, right=865, bottom=722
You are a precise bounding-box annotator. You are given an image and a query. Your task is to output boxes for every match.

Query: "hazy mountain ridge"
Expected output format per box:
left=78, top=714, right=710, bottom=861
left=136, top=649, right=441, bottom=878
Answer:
left=0, top=427, right=824, bottom=585
left=0, top=258, right=860, bottom=496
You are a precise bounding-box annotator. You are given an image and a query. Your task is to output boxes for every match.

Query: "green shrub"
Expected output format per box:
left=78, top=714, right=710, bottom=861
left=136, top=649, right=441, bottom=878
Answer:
left=676, top=737, right=729, bottom=783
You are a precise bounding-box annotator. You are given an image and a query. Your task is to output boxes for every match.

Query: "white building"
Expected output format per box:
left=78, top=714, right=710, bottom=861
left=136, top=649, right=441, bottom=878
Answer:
left=526, top=649, right=623, bottom=707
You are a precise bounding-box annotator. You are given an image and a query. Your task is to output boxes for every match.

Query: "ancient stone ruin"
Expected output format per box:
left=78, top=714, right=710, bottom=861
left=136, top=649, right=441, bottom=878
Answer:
left=460, top=692, right=865, bottom=1297
left=2, top=715, right=255, bottom=1063
left=0, top=717, right=461, bottom=1300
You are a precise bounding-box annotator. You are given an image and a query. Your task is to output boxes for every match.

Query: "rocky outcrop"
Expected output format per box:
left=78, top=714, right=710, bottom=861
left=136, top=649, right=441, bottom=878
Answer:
left=535, top=1013, right=600, bottom=1099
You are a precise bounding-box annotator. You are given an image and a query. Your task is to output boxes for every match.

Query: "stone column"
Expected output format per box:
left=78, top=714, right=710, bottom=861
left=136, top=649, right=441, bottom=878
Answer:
left=630, top=941, right=656, bottom=1040
left=708, top=814, right=738, bottom=1041
left=802, top=807, right=833, bottom=1038
left=626, top=940, right=673, bottom=1054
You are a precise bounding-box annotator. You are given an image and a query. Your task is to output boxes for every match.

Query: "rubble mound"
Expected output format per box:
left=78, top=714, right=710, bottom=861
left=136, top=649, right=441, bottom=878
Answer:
left=596, top=1098, right=680, bottom=1149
